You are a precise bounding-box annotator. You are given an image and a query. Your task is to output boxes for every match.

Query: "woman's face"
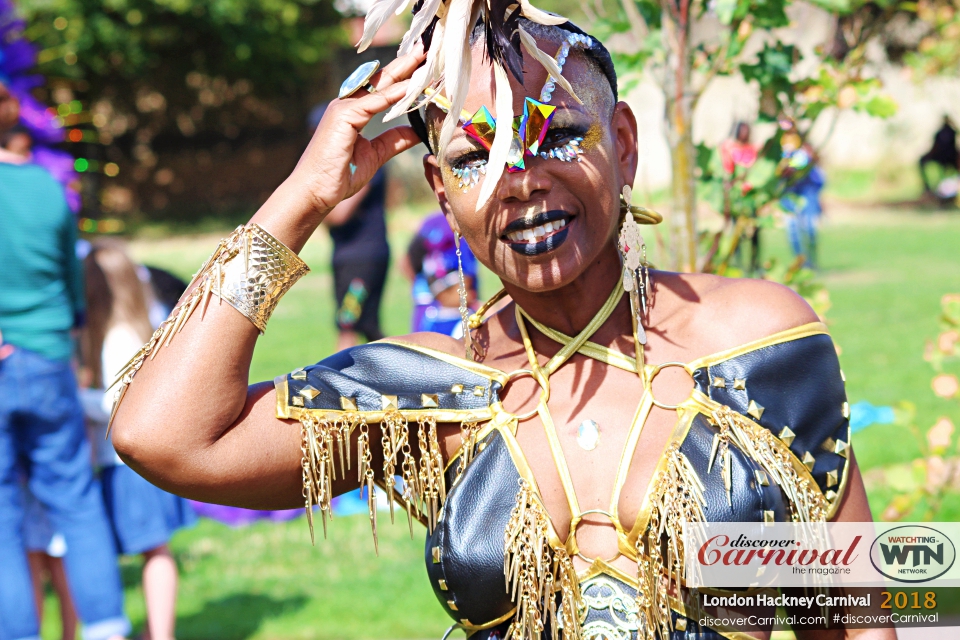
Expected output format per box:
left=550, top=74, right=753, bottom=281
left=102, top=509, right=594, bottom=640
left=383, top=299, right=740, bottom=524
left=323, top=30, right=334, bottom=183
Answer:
left=423, top=40, right=639, bottom=293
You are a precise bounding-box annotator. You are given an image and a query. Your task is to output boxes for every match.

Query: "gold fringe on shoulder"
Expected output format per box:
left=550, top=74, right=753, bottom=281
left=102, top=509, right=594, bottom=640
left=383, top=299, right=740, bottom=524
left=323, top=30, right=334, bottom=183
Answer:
left=297, top=411, right=465, bottom=550
left=299, top=414, right=360, bottom=544
left=635, top=442, right=706, bottom=640
left=709, top=406, right=828, bottom=523
left=456, top=420, right=480, bottom=481
left=503, top=480, right=580, bottom=640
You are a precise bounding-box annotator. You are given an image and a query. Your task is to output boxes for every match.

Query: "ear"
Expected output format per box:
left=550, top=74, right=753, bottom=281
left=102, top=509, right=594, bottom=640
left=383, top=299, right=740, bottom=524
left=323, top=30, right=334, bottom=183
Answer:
left=612, top=101, right=639, bottom=189
left=422, top=153, right=461, bottom=234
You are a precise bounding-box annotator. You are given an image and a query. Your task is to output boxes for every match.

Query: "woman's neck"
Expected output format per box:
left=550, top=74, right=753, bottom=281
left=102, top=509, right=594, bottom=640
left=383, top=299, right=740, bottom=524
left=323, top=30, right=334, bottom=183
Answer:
left=503, top=244, right=628, bottom=340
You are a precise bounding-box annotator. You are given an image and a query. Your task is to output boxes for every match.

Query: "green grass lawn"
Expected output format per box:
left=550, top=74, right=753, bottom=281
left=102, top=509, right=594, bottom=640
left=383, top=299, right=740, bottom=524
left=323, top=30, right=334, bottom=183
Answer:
left=42, top=200, right=960, bottom=639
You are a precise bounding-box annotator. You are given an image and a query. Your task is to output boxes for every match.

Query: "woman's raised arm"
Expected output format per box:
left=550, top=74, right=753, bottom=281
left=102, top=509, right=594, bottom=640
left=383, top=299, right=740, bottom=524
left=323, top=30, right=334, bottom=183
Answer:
left=110, top=51, right=425, bottom=510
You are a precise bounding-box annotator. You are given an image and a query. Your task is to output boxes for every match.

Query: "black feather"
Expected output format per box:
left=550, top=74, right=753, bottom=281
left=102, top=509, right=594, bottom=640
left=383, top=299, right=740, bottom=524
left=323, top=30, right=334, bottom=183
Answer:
left=484, top=0, right=524, bottom=83
left=412, top=0, right=440, bottom=51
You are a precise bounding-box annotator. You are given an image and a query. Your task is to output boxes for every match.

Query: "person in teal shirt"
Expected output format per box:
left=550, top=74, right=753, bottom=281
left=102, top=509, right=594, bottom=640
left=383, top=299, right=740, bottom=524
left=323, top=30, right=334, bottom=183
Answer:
left=0, top=158, right=85, bottom=360
left=0, top=81, right=130, bottom=640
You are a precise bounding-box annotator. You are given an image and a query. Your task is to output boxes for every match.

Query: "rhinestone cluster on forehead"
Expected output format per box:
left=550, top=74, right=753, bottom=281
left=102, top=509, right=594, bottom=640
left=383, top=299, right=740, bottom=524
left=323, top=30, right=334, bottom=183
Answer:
left=539, top=33, right=591, bottom=103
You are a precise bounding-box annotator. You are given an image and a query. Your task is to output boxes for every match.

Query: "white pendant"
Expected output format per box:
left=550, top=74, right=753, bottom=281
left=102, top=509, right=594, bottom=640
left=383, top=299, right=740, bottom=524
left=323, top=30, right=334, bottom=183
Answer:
left=577, top=419, right=600, bottom=451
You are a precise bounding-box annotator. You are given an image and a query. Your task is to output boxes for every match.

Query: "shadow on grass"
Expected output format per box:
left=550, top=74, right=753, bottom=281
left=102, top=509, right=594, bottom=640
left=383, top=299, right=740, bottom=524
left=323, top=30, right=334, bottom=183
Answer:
left=177, top=593, right=309, bottom=639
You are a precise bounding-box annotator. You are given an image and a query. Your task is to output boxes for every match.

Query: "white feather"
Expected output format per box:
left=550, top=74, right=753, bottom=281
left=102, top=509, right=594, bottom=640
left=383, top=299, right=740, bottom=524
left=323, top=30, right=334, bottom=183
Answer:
left=358, top=0, right=412, bottom=52
left=517, top=26, right=581, bottom=104
left=384, top=16, right=446, bottom=121
left=475, top=63, right=514, bottom=207
left=438, top=0, right=476, bottom=152
left=398, top=0, right=443, bottom=56
left=518, top=0, right=566, bottom=25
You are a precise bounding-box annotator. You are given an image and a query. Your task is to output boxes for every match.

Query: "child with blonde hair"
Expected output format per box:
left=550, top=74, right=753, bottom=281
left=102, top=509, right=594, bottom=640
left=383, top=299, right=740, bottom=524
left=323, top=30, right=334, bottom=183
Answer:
left=80, top=241, right=195, bottom=640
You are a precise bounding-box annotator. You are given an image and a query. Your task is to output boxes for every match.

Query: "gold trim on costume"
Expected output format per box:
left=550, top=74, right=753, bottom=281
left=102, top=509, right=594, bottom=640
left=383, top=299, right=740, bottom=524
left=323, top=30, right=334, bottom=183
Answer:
left=278, top=297, right=847, bottom=638
left=380, top=339, right=511, bottom=386
left=687, top=321, right=829, bottom=370
left=275, top=375, right=291, bottom=420
left=496, top=424, right=566, bottom=550
left=827, top=421, right=853, bottom=520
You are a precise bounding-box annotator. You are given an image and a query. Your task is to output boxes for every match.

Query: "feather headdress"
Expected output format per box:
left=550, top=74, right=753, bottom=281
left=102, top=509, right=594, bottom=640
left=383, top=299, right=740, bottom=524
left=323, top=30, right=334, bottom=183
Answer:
left=362, top=0, right=575, bottom=205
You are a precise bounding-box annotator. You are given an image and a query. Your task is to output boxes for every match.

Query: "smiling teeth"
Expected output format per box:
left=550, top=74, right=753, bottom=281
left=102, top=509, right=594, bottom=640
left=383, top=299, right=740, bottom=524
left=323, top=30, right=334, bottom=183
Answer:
left=506, top=218, right=567, bottom=243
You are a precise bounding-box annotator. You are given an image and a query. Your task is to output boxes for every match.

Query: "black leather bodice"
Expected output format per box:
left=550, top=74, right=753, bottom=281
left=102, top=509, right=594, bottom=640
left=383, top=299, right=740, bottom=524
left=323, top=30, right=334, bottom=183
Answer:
left=277, top=324, right=850, bottom=639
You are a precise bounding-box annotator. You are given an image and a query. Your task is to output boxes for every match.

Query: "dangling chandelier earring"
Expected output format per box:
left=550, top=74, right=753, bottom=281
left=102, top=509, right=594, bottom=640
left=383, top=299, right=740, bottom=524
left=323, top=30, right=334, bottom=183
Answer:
left=618, top=185, right=650, bottom=384
left=454, top=232, right=472, bottom=360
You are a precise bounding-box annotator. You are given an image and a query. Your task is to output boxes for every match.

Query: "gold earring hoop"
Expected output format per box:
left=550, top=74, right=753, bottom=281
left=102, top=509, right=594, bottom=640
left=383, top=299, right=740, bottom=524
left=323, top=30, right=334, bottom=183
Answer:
left=620, top=188, right=664, bottom=227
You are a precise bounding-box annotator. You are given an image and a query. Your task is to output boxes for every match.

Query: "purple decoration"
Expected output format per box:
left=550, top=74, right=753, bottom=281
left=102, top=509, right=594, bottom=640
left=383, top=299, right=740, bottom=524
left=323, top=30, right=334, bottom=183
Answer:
left=17, top=93, right=63, bottom=144
left=186, top=489, right=377, bottom=527
left=32, top=147, right=80, bottom=211
left=187, top=502, right=304, bottom=527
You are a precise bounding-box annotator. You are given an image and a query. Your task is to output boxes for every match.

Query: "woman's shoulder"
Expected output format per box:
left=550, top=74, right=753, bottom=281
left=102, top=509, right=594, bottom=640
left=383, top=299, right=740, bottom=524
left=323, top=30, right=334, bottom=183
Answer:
left=657, top=271, right=821, bottom=354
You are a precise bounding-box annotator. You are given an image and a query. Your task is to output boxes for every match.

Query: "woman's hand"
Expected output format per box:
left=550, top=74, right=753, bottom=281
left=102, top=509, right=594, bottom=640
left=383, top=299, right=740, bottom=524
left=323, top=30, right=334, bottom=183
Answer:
left=252, top=49, right=426, bottom=250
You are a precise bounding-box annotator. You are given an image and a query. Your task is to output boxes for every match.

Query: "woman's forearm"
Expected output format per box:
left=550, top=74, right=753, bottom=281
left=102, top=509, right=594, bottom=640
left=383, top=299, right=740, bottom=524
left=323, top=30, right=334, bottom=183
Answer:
left=110, top=51, right=424, bottom=502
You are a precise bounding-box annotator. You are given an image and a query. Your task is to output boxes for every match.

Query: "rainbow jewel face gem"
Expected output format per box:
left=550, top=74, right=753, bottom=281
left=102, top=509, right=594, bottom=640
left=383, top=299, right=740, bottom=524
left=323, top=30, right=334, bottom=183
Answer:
left=462, top=98, right=556, bottom=173
left=448, top=31, right=593, bottom=190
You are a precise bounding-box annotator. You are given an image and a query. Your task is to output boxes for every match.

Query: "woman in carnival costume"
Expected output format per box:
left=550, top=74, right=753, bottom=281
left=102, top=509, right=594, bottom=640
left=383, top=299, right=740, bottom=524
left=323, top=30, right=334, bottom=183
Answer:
left=110, top=1, right=889, bottom=638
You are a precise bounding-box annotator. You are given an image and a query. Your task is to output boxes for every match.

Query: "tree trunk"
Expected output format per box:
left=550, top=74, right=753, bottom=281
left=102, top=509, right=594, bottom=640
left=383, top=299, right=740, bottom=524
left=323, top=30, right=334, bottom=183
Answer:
left=661, top=1, right=697, bottom=273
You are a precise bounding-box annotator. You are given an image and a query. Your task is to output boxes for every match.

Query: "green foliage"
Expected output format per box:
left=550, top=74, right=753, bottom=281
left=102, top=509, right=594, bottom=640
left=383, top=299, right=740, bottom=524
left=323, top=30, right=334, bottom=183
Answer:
left=875, top=294, right=960, bottom=521
left=21, top=0, right=344, bottom=93
left=17, top=0, right=346, bottom=216
left=739, top=43, right=795, bottom=121
left=905, top=0, right=960, bottom=77
left=592, top=0, right=903, bottom=280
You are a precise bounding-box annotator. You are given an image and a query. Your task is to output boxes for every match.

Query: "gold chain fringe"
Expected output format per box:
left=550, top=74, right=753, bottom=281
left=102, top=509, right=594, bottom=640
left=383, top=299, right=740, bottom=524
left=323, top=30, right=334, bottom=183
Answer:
left=297, top=412, right=460, bottom=550
left=710, top=406, right=828, bottom=523
left=635, top=442, right=706, bottom=640
left=503, top=480, right=581, bottom=640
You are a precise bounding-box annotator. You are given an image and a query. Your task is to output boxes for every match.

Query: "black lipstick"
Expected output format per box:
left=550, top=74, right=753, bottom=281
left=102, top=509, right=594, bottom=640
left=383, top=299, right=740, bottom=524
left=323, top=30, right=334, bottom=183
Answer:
left=500, top=209, right=572, bottom=257
left=509, top=227, right=570, bottom=256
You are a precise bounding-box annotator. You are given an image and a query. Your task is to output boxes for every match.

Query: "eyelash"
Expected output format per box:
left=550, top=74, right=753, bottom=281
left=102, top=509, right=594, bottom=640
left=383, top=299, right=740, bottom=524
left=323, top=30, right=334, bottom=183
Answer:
left=449, top=126, right=588, bottom=191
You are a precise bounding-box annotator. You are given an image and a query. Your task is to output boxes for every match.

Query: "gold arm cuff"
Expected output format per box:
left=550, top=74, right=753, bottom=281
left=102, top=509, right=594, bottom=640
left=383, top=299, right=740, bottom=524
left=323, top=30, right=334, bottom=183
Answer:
left=106, top=224, right=307, bottom=433
left=211, top=224, right=309, bottom=333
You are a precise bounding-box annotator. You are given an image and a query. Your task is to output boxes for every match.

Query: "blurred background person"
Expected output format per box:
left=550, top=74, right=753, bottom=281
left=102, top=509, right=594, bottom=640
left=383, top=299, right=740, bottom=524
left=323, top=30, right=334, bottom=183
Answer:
left=400, top=212, right=479, bottom=337
left=22, top=483, right=77, bottom=640
left=919, top=116, right=959, bottom=201
left=324, top=168, right=391, bottom=349
left=780, top=121, right=826, bottom=269
left=80, top=241, right=196, bottom=640
left=0, top=80, right=131, bottom=640
left=309, top=102, right=391, bottom=349
left=719, top=121, right=762, bottom=273
left=720, top=121, right=758, bottom=175
left=1, top=124, right=31, bottom=159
